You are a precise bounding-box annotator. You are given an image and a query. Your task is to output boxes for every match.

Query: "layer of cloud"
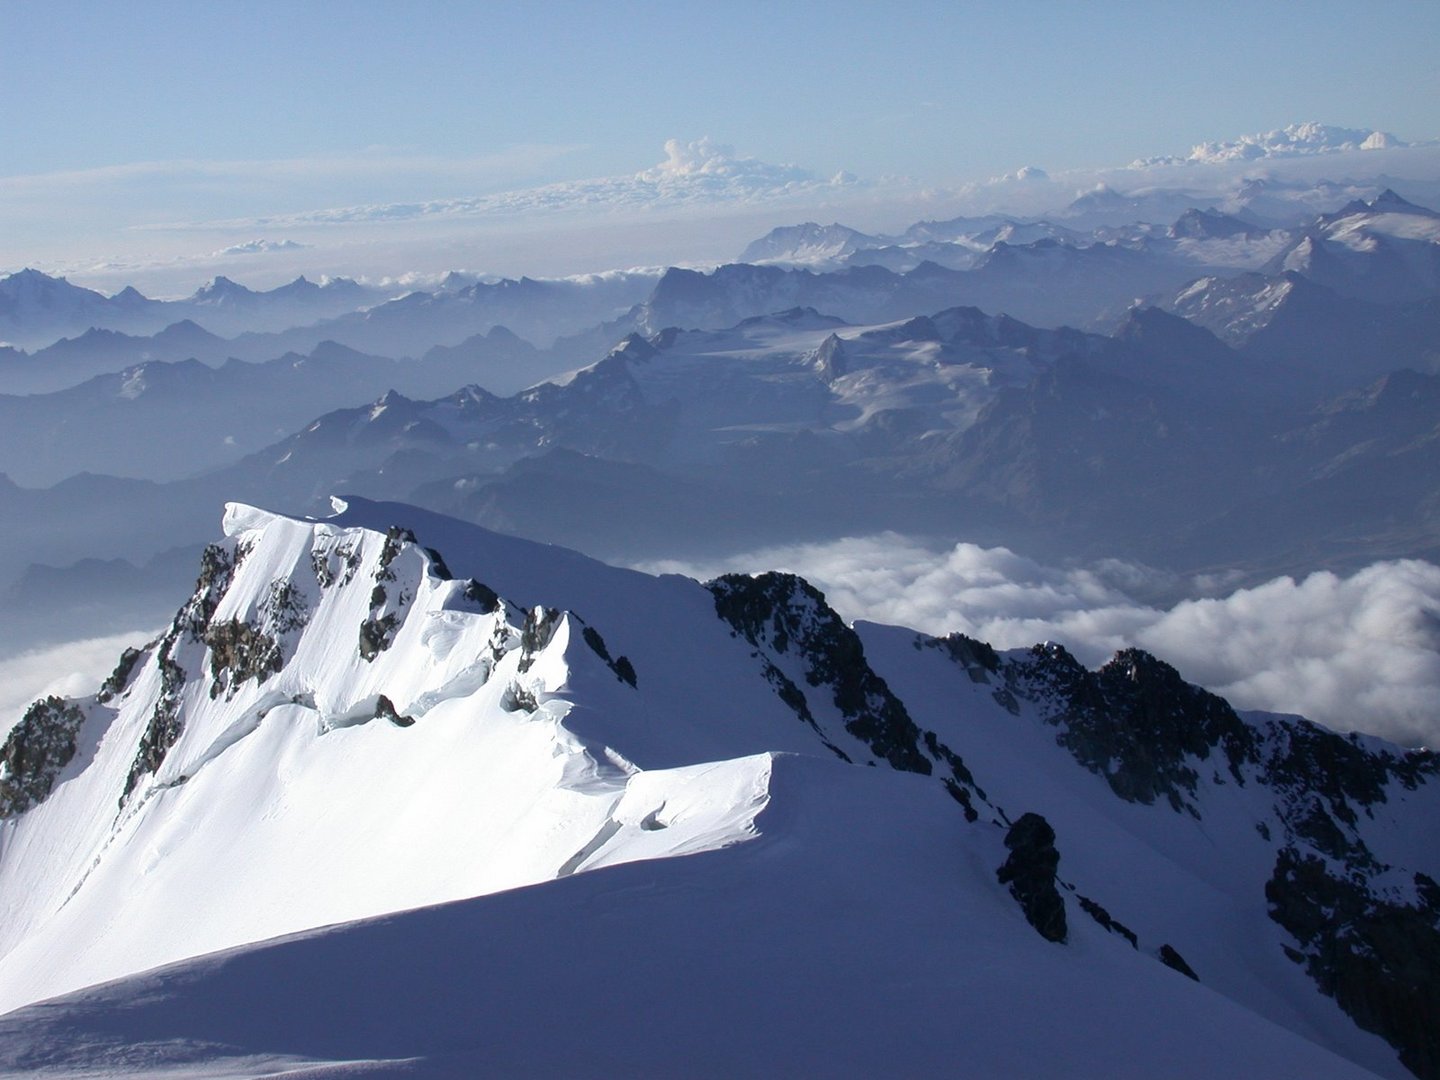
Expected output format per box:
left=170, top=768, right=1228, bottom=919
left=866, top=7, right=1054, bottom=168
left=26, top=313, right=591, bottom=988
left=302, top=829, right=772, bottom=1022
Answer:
left=153, top=138, right=868, bottom=230
left=638, top=536, right=1440, bottom=748
left=0, top=144, right=582, bottom=201
left=215, top=238, right=310, bottom=257
left=0, top=630, right=156, bottom=739
left=1132, top=121, right=1422, bottom=168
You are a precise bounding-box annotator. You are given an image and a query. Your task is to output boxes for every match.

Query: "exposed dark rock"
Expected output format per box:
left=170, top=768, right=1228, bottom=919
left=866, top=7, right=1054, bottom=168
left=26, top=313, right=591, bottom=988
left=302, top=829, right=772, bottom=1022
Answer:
left=1079, top=894, right=1138, bottom=948
left=463, top=579, right=500, bottom=613
left=518, top=607, right=561, bottom=673
left=181, top=543, right=242, bottom=637
left=311, top=541, right=359, bottom=589
left=927, top=632, right=1001, bottom=681
left=923, top=730, right=981, bottom=822
left=501, top=683, right=539, bottom=713
left=123, top=641, right=185, bottom=802
left=1265, top=718, right=1437, bottom=824
left=0, top=696, right=87, bottom=817
left=580, top=624, right=638, bottom=688
left=358, top=613, right=399, bottom=662
left=708, top=572, right=935, bottom=776
left=359, top=569, right=409, bottom=662
left=204, top=619, right=282, bottom=699
left=262, top=579, right=308, bottom=634
left=118, top=537, right=257, bottom=802
left=1267, top=847, right=1440, bottom=1079
left=612, top=655, right=638, bottom=688
left=96, top=646, right=144, bottom=704
left=376, top=525, right=416, bottom=580
left=996, top=812, right=1068, bottom=943
left=1003, top=644, right=1260, bottom=815
left=753, top=656, right=851, bottom=763
left=373, top=694, right=415, bottom=727
left=423, top=547, right=453, bottom=581
left=1158, top=944, right=1199, bottom=981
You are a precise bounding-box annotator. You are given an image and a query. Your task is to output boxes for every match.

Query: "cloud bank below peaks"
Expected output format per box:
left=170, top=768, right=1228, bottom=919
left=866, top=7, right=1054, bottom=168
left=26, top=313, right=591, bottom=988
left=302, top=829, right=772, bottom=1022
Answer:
left=1132, top=121, right=1414, bottom=168
left=165, top=139, right=867, bottom=231
left=0, top=630, right=156, bottom=738
left=638, top=536, right=1440, bottom=750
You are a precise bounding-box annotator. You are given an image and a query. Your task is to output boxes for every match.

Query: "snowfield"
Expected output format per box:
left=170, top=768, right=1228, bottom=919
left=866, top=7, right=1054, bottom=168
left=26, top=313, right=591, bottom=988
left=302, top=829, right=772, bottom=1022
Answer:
left=0, top=498, right=1434, bottom=1077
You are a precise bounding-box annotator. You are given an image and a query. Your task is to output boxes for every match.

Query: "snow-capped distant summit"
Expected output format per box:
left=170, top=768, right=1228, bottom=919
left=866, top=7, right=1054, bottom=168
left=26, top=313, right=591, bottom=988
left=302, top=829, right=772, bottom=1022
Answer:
left=1133, top=122, right=1411, bottom=167
left=1320, top=188, right=1440, bottom=225
left=189, top=275, right=257, bottom=305
left=738, top=222, right=879, bottom=265
left=0, top=268, right=102, bottom=308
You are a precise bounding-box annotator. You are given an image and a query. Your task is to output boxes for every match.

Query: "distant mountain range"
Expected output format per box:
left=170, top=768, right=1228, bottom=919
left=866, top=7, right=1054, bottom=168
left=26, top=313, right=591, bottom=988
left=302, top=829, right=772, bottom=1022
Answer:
left=0, top=189, right=1435, bottom=670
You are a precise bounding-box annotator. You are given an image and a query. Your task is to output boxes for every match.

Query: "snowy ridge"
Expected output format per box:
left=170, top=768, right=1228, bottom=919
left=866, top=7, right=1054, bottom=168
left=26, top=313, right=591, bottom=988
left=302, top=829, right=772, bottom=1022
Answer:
left=0, top=500, right=775, bottom=1014
left=0, top=498, right=1437, bottom=1077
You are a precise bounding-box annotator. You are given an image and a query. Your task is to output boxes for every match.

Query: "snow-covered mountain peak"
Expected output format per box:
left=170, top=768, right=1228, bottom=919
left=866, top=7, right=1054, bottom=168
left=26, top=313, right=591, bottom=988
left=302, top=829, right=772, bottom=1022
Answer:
left=0, top=269, right=101, bottom=308
left=0, top=499, right=782, bottom=1011
left=738, top=221, right=878, bottom=265
left=190, top=275, right=256, bottom=303
left=1, top=498, right=1438, bottom=1076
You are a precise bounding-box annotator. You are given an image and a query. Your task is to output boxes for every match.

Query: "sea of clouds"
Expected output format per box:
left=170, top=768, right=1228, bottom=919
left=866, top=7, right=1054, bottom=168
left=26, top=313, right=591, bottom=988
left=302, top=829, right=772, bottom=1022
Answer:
left=0, top=630, right=155, bottom=740
left=640, top=536, right=1440, bottom=749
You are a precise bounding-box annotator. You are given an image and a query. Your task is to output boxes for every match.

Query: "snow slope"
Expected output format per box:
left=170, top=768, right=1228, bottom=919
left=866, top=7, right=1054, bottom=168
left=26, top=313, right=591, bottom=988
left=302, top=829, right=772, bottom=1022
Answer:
left=0, top=756, right=1379, bottom=1080
left=0, top=498, right=1435, bottom=1077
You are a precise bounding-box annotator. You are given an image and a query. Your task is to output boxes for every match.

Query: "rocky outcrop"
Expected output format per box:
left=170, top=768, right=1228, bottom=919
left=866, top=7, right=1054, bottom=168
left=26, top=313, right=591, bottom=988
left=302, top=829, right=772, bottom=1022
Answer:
left=1262, top=719, right=1437, bottom=866
left=709, top=572, right=987, bottom=818
left=121, top=538, right=255, bottom=802
left=1267, top=848, right=1440, bottom=1079
left=996, top=812, right=1067, bottom=943
left=96, top=646, right=143, bottom=704
left=204, top=619, right=282, bottom=699
left=710, top=573, right=930, bottom=773
left=580, top=623, right=637, bottom=688
left=1078, top=894, right=1137, bottom=948
left=373, top=695, right=414, bottom=728
left=518, top=607, right=561, bottom=673
left=181, top=542, right=247, bottom=638
left=310, top=539, right=360, bottom=589
left=0, top=696, right=86, bottom=817
left=123, top=645, right=185, bottom=802
left=1158, top=944, right=1199, bottom=981
left=995, top=644, right=1259, bottom=816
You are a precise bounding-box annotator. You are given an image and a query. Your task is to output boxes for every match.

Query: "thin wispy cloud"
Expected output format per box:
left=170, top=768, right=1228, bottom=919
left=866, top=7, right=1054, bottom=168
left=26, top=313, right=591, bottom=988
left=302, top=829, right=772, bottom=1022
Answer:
left=639, top=536, right=1440, bottom=749
left=146, top=138, right=869, bottom=231
left=0, top=143, right=584, bottom=198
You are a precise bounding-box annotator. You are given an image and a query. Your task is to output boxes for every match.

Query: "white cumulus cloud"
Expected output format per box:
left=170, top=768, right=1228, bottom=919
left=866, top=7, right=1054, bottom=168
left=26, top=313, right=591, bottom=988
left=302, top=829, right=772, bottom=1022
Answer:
left=214, top=238, right=310, bottom=256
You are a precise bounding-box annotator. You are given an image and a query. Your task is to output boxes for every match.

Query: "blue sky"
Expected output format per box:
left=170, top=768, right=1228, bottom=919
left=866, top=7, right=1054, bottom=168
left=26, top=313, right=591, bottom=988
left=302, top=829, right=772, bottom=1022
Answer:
left=3, top=0, right=1437, bottom=291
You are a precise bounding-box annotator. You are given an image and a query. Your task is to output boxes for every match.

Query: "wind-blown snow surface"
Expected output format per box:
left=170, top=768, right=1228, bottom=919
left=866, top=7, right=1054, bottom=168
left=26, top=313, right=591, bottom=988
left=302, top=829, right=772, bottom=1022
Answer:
left=0, top=763, right=1378, bottom=1080
left=0, top=499, right=1435, bottom=1077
